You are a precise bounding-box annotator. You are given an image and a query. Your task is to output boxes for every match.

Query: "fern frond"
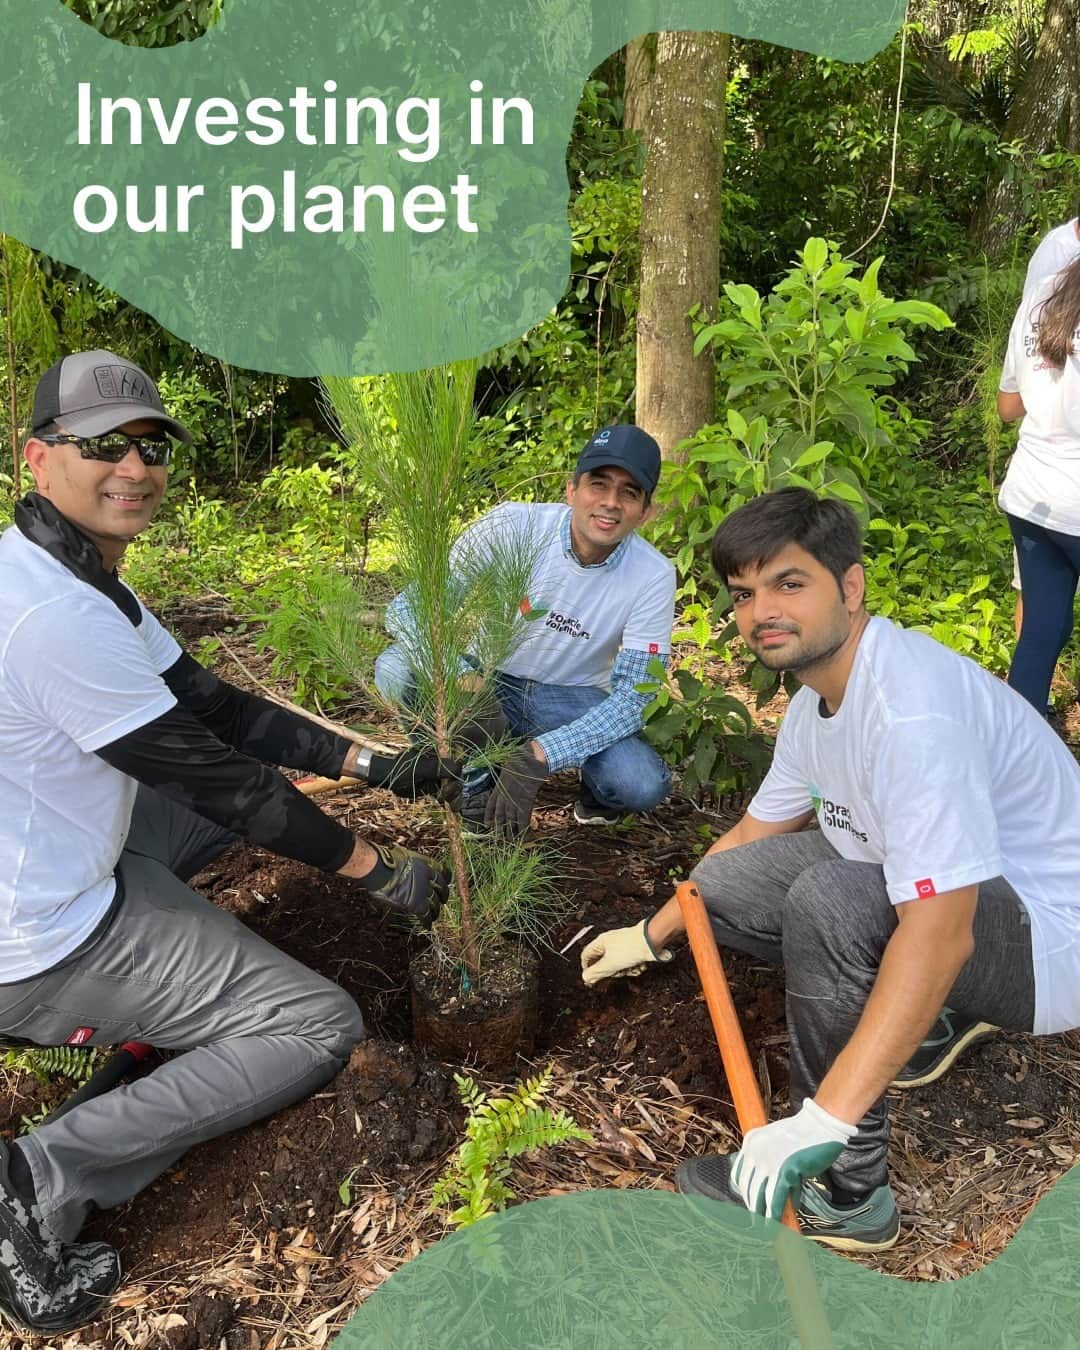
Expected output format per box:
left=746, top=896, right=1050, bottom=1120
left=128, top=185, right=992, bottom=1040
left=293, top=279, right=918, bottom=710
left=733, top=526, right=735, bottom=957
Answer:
left=431, top=1065, right=592, bottom=1229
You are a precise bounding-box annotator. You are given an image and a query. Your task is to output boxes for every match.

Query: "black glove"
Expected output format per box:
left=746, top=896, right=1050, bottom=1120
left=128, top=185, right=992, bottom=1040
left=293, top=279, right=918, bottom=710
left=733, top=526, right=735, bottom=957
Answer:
left=457, top=704, right=510, bottom=752
left=484, top=745, right=549, bottom=837
left=357, top=843, right=449, bottom=925
left=364, top=746, right=461, bottom=800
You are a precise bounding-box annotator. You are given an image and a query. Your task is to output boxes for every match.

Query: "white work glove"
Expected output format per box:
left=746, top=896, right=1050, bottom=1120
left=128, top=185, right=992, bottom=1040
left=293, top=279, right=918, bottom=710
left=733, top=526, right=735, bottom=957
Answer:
left=732, top=1098, right=856, bottom=1220
left=581, top=918, right=673, bottom=987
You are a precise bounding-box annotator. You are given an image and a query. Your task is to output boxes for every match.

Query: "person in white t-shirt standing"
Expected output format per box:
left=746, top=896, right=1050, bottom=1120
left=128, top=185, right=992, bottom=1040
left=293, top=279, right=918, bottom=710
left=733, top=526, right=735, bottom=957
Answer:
left=1024, top=210, right=1080, bottom=298
left=998, top=254, right=1080, bottom=712
left=580, top=488, right=1080, bottom=1251
left=375, top=425, right=677, bottom=835
left=1007, top=213, right=1080, bottom=640
left=0, top=351, right=456, bottom=1335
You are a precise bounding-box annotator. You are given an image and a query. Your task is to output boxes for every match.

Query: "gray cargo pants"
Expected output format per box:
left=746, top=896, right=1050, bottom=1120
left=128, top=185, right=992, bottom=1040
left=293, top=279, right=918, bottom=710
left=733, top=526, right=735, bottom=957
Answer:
left=0, top=787, right=365, bottom=1242
left=690, top=831, right=1036, bottom=1194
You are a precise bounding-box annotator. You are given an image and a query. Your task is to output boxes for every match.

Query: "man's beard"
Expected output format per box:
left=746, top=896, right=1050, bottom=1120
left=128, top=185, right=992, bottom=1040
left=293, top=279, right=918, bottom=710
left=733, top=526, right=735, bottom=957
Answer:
left=750, top=613, right=850, bottom=675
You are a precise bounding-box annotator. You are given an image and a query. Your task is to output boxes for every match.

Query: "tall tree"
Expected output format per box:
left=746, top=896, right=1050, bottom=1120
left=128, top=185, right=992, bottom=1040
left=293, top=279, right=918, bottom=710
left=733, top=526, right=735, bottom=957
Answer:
left=630, top=32, right=729, bottom=459
left=971, top=0, right=1078, bottom=253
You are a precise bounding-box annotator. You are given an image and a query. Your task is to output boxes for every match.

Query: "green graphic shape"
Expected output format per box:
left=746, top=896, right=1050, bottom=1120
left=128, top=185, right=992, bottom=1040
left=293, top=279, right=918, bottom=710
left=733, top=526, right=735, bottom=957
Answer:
left=0, top=0, right=904, bottom=375
left=336, top=1180, right=1080, bottom=1348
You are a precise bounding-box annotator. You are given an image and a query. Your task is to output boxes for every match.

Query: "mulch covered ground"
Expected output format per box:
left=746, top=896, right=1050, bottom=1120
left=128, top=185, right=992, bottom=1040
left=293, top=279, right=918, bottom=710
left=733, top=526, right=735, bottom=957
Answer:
left=2, top=606, right=1079, bottom=1348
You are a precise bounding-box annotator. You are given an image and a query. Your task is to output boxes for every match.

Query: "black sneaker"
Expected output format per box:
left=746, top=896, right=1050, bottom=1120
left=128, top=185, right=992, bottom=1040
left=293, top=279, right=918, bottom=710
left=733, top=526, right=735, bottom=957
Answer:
left=572, top=788, right=623, bottom=826
left=459, top=788, right=494, bottom=839
left=0, top=1148, right=122, bottom=1334
left=676, top=1153, right=900, bottom=1252
left=891, top=1008, right=997, bottom=1089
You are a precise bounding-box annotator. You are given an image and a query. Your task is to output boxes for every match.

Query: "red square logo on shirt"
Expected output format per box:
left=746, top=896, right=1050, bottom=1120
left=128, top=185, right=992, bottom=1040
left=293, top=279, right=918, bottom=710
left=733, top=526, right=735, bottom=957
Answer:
left=914, top=878, right=937, bottom=898
left=66, top=1026, right=95, bottom=1046
left=648, top=643, right=659, bottom=654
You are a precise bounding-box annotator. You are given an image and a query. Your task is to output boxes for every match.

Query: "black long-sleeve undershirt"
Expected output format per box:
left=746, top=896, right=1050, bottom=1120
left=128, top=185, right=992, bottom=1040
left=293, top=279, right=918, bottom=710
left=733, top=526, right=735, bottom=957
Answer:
left=94, top=655, right=356, bottom=871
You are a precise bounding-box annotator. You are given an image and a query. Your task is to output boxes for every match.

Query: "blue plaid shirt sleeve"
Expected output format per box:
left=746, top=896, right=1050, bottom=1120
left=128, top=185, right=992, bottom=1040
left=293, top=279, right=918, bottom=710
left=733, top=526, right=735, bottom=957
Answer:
left=535, top=647, right=668, bottom=774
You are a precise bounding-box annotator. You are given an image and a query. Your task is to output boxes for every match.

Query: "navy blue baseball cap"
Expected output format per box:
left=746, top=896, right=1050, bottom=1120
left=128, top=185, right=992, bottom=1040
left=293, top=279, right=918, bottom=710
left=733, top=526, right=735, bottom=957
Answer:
left=575, top=424, right=662, bottom=495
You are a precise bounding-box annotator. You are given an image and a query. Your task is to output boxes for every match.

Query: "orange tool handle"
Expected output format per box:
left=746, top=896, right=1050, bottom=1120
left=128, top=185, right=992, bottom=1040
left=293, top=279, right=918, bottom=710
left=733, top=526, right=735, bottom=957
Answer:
left=675, top=879, right=800, bottom=1233
left=292, top=774, right=363, bottom=796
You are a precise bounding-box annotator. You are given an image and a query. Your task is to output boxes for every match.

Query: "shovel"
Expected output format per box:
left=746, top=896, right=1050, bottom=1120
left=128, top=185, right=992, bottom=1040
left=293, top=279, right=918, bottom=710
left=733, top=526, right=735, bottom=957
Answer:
left=675, top=880, right=834, bottom=1349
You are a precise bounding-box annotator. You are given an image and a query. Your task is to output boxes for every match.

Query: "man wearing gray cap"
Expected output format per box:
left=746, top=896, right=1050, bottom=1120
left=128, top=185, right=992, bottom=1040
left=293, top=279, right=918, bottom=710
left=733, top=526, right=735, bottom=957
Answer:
left=375, top=424, right=677, bottom=836
left=0, top=350, right=455, bottom=1334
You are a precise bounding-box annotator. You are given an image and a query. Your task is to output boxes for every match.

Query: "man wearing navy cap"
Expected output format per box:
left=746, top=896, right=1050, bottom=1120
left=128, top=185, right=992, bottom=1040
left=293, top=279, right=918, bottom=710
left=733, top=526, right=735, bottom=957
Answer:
left=376, top=424, right=677, bottom=835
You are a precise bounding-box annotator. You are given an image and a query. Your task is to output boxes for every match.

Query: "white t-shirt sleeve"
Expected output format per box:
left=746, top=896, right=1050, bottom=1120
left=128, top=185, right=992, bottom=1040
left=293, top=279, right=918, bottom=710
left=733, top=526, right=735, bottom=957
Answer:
left=621, top=565, right=676, bottom=655
left=998, top=300, right=1024, bottom=395
left=6, top=597, right=178, bottom=753
left=870, top=717, right=1002, bottom=903
left=134, top=599, right=182, bottom=673
left=748, top=703, right=814, bottom=822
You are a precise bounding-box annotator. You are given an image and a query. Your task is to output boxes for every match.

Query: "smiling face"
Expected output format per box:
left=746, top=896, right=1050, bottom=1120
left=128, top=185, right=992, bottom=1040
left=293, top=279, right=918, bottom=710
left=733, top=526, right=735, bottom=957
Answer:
left=565, top=465, right=651, bottom=565
left=24, top=418, right=168, bottom=571
left=727, top=542, right=865, bottom=675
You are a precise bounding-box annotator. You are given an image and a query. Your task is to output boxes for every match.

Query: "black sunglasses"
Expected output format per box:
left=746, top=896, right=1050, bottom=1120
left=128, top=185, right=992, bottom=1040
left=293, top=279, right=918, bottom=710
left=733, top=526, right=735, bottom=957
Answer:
left=37, top=431, right=175, bottom=467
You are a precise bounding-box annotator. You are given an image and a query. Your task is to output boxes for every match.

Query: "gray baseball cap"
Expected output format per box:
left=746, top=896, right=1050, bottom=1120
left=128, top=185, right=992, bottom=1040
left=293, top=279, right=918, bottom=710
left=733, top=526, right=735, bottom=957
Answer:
left=30, top=349, right=193, bottom=443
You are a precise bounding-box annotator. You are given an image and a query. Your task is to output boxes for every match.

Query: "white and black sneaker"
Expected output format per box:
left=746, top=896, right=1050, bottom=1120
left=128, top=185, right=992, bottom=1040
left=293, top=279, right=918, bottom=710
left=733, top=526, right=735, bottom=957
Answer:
left=891, top=1008, right=997, bottom=1089
left=0, top=1146, right=121, bottom=1335
left=572, top=789, right=623, bottom=826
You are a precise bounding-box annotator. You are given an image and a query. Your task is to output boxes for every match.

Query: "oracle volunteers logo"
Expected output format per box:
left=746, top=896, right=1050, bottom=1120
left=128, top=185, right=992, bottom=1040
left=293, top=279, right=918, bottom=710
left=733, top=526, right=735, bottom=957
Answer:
left=914, top=878, right=937, bottom=898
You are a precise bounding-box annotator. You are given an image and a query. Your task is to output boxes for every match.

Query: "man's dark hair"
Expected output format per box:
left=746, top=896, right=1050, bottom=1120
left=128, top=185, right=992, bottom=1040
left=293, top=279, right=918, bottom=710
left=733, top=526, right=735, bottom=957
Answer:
left=710, top=488, right=863, bottom=594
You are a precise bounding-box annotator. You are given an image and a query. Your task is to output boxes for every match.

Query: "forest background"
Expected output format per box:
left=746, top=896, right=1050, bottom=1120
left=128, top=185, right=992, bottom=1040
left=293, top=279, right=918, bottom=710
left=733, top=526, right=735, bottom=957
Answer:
left=3, top=0, right=1078, bottom=798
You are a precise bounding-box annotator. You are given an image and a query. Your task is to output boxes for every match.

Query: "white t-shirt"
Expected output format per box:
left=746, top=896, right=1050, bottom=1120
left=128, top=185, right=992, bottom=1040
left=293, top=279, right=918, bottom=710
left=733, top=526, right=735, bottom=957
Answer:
left=0, top=526, right=180, bottom=981
left=1024, top=219, right=1080, bottom=299
left=453, top=502, right=676, bottom=687
left=749, top=617, right=1080, bottom=1034
left=998, top=276, right=1080, bottom=534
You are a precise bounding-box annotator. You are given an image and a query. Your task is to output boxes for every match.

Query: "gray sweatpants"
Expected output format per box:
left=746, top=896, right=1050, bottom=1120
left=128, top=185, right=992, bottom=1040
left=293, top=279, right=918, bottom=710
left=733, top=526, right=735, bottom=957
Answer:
left=690, top=831, right=1036, bottom=1194
left=0, top=788, right=365, bottom=1242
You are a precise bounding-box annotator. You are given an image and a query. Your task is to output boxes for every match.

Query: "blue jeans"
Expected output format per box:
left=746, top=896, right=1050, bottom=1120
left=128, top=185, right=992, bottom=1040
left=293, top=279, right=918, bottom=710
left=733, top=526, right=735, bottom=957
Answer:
left=374, top=645, right=670, bottom=813
left=1007, top=514, right=1080, bottom=713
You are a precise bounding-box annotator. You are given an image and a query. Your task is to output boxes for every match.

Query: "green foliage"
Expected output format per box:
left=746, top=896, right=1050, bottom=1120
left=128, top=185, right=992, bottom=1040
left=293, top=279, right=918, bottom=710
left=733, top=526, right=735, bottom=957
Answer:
left=62, top=0, right=223, bottom=46
left=250, top=566, right=385, bottom=707
left=3, top=1044, right=99, bottom=1089
left=652, top=239, right=951, bottom=597
left=432, top=1066, right=591, bottom=1229
left=431, top=837, right=572, bottom=970
left=863, top=486, right=1016, bottom=674
left=321, top=363, right=557, bottom=980
left=322, top=364, right=540, bottom=746
left=638, top=655, right=774, bottom=802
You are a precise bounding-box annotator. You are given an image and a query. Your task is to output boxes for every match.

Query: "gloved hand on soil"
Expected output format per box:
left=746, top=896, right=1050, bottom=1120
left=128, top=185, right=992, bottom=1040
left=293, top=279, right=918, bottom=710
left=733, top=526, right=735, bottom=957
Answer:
left=363, top=746, right=461, bottom=801
left=581, top=918, right=673, bottom=986
left=357, top=843, right=449, bottom=925
left=731, top=1099, right=856, bottom=1220
left=484, top=744, right=549, bottom=837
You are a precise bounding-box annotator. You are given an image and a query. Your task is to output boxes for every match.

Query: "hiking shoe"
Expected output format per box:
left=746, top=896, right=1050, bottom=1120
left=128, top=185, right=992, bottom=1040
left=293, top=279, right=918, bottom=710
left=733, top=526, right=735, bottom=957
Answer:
left=572, top=789, right=623, bottom=826
left=0, top=1149, right=122, bottom=1334
left=676, top=1153, right=899, bottom=1252
left=459, top=788, right=494, bottom=839
left=891, top=1008, right=997, bottom=1089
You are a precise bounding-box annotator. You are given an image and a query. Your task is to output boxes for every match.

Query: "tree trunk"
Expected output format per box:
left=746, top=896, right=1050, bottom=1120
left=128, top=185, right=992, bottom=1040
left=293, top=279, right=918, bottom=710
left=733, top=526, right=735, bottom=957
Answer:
left=971, top=0, right=1078, bottom=254
left=633, top=31, right=729, bottom=459
left=623, top=35, right=655, bottom=140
